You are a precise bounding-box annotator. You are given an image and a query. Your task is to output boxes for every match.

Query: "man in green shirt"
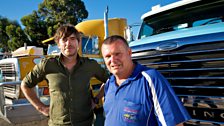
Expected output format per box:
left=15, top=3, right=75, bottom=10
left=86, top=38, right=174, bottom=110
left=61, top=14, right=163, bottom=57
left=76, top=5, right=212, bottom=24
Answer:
left=21, top=24, right=109, bottom=126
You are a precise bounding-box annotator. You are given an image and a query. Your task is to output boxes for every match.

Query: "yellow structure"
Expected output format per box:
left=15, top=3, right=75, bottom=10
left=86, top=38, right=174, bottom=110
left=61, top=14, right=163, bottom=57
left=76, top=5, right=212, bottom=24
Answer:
left=12, top=46, right=47, bottom=98
left=12, top=46, right=43, bottom=57
left=75, top=18, right=127, bottom=56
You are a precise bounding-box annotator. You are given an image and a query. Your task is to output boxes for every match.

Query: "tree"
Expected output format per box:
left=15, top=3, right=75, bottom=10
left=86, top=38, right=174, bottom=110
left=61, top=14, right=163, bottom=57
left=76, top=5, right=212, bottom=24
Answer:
left=0, top=16, right=11, bottom=52
left=21, top=11, right=48, bottom=47
left=38, top=0, right=88, bottom=36
left=21, top=0, right=88, bottom=49
left=6, top=24, right=30, bottom=51
left=0, top=16, right=29, bottom=52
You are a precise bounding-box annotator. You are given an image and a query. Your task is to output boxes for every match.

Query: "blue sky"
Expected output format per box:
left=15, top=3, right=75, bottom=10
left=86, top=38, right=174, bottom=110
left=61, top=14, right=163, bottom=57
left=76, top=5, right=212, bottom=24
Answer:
left=0, top=0, right=179, bottom=36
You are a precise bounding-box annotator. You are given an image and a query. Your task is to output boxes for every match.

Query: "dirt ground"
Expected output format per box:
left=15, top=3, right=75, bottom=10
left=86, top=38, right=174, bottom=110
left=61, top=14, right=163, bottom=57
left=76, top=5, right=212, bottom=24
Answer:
left=0, top=108, right=105, bottom=126
left=0, top=118, right=48, bottom=126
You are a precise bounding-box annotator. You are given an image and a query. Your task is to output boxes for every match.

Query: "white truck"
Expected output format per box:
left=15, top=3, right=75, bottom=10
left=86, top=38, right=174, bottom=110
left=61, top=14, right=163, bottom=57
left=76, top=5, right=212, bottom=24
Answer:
left=0, top=46, right=49, bottom=124
left=129, top=0, right=224, bottom=125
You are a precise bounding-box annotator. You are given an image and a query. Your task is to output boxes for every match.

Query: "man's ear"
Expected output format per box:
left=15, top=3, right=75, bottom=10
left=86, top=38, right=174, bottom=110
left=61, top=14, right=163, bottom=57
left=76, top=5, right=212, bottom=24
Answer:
left=57, top=43, right=61, bottom=49
left=128, top=48, right=132, bottom=56
left=78, top=39, right=81, bottom=49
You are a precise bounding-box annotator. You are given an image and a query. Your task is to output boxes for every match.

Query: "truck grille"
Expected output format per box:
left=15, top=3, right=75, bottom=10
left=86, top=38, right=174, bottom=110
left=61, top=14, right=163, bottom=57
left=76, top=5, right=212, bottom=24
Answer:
left=0, top=63, right=19, bottom=99
left=132, top=40, right=224, bottom=124
left=0, top=63, right=17, bottom=82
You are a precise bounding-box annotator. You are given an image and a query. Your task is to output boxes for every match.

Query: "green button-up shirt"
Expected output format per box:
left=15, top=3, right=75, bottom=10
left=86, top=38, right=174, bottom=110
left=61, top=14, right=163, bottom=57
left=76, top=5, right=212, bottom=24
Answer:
left=23, top=55, right=109, bottom=126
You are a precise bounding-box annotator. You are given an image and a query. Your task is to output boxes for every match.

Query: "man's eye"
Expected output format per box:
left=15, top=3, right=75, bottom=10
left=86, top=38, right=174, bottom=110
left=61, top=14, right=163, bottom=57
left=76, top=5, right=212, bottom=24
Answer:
left=105, top=56, right=110, bottom=59
left=70, top=37, right=76, bottom=40
left=115, top=53, right=120, bottom=56
left=62, top=38, right=67, bottom=42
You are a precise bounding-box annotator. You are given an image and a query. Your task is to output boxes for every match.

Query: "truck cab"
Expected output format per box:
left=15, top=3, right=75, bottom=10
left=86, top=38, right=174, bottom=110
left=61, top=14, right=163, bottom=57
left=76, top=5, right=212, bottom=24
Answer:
left=129, top=0, right=224, bottom=125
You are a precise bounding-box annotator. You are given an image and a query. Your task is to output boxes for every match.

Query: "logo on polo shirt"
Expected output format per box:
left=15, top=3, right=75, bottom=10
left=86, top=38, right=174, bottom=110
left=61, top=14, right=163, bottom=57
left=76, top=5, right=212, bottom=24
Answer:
left=123, top=107, right=138, bottom=123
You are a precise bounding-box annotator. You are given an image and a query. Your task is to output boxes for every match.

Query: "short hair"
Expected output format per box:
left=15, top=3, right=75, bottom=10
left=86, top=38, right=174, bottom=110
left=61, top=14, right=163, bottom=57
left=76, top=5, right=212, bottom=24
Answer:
left=103, top=35, right=129, bottom=48
left=54, top=24, right=80, bottom=44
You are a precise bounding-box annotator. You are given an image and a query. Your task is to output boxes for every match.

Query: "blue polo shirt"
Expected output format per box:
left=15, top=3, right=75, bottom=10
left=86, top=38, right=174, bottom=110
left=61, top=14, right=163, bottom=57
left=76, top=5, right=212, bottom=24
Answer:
left=103, top=63, right=191, bottom=126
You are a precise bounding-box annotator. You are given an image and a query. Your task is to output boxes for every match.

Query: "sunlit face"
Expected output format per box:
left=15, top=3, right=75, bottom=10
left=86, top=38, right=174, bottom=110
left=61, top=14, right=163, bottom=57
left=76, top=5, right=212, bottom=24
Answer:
left=101, top=40, right=132, bottom=76
left=58, top=34, right=80, bottom=57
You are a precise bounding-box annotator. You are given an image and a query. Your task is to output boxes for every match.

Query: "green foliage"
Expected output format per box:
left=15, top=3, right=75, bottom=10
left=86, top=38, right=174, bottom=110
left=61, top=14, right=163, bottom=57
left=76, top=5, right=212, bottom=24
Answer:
left=0, top=0, right=88, bottom=53
left=21, top=0, right=88, bottom=49
left=0, top=16, right=10, bottom=52
left=21, top=11, right=48, bottom=47
left=0, top=16, right=29, bottom=52
left=6, top=24, right=30, bottom=51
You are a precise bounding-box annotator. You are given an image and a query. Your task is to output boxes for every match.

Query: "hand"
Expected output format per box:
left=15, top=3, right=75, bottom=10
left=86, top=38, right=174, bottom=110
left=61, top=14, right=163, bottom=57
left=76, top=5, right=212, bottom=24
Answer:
left=176, top=123, right=184, bottom=126
left=37, top=105, right=49, bottom=117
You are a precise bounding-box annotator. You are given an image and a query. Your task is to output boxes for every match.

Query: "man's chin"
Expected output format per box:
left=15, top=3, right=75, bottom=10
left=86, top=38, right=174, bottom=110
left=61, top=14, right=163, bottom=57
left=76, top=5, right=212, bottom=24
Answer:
left=111, top=70, right=120, bottom=75
left=65, top=52, right=76, bottom=56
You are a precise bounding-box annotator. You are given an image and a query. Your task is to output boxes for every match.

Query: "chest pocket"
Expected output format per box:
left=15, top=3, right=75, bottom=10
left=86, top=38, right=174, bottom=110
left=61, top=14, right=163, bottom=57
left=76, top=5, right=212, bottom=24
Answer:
left=122, top=100, right=142, bottom=125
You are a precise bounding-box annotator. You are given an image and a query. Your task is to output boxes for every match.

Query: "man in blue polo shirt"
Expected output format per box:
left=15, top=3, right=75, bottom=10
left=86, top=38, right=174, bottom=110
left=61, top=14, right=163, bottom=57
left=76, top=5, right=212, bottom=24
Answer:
left=101, top=35, right=191, bottom=126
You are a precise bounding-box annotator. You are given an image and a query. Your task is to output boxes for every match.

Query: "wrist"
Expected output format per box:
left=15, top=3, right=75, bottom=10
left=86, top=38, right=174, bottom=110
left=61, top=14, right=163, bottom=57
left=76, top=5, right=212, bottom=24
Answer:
left=36, top=104, right=46, bottom=111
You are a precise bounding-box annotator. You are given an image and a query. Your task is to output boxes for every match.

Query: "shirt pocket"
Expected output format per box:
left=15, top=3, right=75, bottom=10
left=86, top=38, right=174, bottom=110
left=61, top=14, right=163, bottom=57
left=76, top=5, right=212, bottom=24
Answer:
left=122, top=100, right=142, bottom=125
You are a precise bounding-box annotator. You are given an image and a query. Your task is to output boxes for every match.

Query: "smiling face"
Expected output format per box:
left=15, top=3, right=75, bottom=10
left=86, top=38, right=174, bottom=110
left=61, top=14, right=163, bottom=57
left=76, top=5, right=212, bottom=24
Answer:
left=54, top=25, right=81, bottom=59
left=58, top=33, right=80, bottom=58
left=101, top=39, right=133, bottom=77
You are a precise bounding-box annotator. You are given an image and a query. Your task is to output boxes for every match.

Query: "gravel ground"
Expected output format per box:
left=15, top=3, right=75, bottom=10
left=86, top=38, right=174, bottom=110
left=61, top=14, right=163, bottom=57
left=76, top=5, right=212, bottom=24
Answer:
left=0, top=108, right=104, bottom=126
left=0, top=118, right=48, bottom=126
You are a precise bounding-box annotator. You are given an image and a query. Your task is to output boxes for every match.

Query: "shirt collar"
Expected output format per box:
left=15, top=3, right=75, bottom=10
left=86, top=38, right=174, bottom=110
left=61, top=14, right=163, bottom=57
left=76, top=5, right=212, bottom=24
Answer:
left=57, top=53, right=83, bottom=66
left=128, top=62, right=144, bottom=80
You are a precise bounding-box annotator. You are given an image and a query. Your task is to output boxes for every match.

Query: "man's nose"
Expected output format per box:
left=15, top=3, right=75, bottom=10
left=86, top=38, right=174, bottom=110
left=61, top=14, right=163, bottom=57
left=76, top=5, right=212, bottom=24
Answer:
left=66, top=39, right=72, bottom=45
left=111, top=55, right=116, bottom=62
